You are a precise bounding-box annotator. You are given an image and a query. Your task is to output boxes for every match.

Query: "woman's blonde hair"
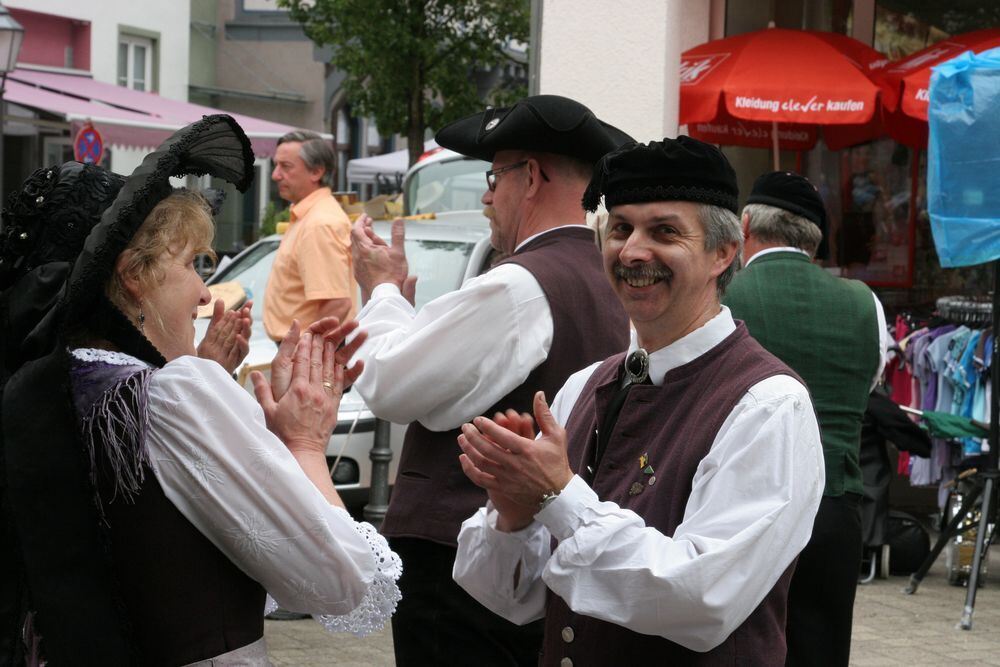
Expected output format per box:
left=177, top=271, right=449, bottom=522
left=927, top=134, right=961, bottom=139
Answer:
left=107, top=190, right=216, bottom=319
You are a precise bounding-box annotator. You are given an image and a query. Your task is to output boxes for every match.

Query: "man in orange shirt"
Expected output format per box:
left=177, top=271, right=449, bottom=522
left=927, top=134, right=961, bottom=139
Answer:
left=264, top=130, right=357, bottom=342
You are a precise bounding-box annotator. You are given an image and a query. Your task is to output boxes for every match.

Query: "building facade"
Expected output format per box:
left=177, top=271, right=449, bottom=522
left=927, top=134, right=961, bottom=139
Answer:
left=536, top=0, right=998, bottom=308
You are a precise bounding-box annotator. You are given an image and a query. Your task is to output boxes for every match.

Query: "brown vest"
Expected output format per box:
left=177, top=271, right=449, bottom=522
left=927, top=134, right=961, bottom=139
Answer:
left=381, top=226, right=629, bottom=546
left=544, top=324, right=798, bottom=666
left=83, top=364, right=265, bottom=665
left=100, top=475, right=266, bottom=666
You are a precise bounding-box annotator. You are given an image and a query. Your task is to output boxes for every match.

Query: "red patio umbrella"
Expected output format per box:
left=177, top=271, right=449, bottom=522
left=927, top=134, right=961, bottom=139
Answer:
left=877, top=28, right=1000, bottom=122
left=680, top=27, right=887, bottom=166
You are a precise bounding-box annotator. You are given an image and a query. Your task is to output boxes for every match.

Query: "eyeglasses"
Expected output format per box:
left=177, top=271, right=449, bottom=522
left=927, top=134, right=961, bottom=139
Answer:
left=485, top=160, right=550, bottom=192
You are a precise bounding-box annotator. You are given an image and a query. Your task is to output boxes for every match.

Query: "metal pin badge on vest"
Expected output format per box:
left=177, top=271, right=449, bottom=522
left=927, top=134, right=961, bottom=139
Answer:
left=624, top=348, right=650, bottom=385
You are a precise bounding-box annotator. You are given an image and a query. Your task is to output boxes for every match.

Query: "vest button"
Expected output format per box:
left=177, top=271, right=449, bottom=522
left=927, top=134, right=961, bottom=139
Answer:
left=560, top=658, right=574, bottom=667
left=561, top=626, right=575, bottom=643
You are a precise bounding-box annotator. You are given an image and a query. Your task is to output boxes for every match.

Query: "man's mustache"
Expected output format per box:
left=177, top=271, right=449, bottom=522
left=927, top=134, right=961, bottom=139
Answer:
left=483, top=205, right=496, bottom=220
left=613, top=262, right=672, bottom=282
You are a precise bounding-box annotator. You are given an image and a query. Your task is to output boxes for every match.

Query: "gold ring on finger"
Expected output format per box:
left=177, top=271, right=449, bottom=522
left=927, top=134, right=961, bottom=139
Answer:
left=322, top=381, right=334, bottom=391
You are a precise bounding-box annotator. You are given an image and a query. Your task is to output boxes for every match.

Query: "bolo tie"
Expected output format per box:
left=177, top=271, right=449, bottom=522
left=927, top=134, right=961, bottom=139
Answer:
left=587, top=348, right=651, bottom=481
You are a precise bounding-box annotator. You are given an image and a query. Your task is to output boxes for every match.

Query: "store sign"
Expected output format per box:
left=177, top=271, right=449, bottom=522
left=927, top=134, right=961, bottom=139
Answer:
left=74, top=123, right=105, bottom=165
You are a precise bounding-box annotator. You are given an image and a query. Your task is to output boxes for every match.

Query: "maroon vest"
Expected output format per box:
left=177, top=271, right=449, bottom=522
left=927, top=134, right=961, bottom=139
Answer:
left=381, top=226, right=629, bottom=545
left=76, top=363, right=265, bottom=665
left=101, top=464, right=266, bottom=665
left=543, top=324, right=798, bottom=666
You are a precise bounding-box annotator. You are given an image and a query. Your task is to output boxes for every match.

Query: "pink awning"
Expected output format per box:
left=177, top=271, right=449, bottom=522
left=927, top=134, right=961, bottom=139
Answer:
left=7, top=68, right=329, bottom=157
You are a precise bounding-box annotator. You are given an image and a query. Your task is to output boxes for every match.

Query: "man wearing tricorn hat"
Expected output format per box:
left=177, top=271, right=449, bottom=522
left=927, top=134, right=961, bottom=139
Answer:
left=349, top=95, right=631, bottom=664
left=452, top=137, right=824, bottom=664
left=723, top=171, right=887, bottom=666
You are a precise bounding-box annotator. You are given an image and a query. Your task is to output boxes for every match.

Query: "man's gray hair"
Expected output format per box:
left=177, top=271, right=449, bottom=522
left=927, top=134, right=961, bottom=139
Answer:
left=698, top=204, right=743, bottom=296
left=277, top=130, right=336, bottom=187
left=743, top=203, right=822, bottom=257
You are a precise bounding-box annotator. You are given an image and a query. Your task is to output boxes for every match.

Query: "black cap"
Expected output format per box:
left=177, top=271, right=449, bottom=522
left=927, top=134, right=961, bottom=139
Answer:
left=746, top=171, right=826, bottom=228
left=435, top=94, right=633, bottom=164
left=582, top=136, right=739, bottom=213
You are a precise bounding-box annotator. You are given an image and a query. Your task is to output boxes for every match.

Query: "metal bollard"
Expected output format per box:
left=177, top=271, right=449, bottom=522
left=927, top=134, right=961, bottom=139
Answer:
left=363, top=418, right=393, bottom=529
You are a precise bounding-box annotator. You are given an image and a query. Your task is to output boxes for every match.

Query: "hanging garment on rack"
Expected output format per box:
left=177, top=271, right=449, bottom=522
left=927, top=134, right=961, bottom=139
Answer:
left=952, top=329, right=981, bottom=414
left=916, top=325, right=957, bottom=412
left=930, top=327, right=971, bottom=414
left=888, top=316, right=915, bottom=407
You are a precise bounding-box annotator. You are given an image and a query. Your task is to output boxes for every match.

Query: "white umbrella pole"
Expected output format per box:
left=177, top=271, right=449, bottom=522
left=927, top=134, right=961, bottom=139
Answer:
left=771, top=120, right=780, bottom=170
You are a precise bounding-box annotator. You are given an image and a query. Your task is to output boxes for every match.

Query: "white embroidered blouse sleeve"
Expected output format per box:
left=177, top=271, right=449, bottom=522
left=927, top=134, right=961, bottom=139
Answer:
left=452, top=362, right=600, bottom=625
left=351, top=264, right=553, bottom=431
left=533, top=375, right=824, bottom=652
left=145, top=355, right=400, bottom=634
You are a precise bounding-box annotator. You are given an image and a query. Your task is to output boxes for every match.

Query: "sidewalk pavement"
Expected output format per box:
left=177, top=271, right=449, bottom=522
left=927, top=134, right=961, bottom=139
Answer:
left=266, top=546, right=1000, bottom=666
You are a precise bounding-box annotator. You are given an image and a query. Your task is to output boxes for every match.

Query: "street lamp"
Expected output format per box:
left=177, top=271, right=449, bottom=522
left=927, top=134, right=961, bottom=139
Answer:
left=0, top=3, right=24, bottom=210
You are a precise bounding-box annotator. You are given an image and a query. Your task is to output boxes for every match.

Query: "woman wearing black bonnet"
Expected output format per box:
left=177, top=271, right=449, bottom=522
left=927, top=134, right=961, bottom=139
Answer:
left=0, top=116, right=400, bottom=665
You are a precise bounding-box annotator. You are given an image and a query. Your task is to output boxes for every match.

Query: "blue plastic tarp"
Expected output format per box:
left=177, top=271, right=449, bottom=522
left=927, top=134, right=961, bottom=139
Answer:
left=928, top=47, right=1000, bottom=268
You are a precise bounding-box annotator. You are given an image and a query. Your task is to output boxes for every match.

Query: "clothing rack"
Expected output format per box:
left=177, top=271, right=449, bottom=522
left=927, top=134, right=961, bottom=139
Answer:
left=936, top=295, right=993, bottom=326
left=904, top=274, right=1000, bottom=631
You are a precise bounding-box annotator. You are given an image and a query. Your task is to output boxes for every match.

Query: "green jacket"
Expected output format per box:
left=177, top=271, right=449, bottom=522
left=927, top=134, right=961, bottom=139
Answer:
left=723, top=251, right=879, bottom=496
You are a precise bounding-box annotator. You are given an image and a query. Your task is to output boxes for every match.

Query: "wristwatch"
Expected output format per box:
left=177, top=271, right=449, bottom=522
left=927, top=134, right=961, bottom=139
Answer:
left=538, top=489, right=561, bottom=511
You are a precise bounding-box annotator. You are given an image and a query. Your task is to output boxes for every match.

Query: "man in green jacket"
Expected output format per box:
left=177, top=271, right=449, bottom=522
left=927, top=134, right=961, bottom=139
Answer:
left=723, top=171, right=887, bottom=667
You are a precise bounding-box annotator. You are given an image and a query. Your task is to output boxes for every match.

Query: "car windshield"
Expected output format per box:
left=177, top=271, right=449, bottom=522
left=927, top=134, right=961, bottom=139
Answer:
left=405, top=157, right=488, bottom=216
left=210, top=240, right=281, bottom=322
left=210, top=237, right=475, bottom=317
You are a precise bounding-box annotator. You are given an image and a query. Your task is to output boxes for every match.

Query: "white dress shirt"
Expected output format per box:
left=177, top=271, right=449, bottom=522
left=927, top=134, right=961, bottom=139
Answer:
left=71, top=349, right=401, bottom=636
left=351, top=228, right=593, bottom=431
left=744, top=246, right=890, bottom=390
left=452, top=307, right=825, bottom=652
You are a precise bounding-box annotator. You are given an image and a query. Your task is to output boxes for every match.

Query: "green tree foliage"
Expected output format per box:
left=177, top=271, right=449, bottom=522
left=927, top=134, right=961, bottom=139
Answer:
left=279, top=0, right=529, bottom=167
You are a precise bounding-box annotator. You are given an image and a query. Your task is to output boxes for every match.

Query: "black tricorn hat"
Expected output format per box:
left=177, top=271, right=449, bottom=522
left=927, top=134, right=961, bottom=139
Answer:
left=435, top=94, right=633, bottom=164
left=746, top=171, right=827, bottom=228
left=583, top=136, right=739, bottom=214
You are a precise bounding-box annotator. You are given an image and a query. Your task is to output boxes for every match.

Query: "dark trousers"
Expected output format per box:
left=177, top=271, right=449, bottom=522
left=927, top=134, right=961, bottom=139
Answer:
left=785, top=492, right=862, bottom=667
left=389, top=537, right=543, bottom=667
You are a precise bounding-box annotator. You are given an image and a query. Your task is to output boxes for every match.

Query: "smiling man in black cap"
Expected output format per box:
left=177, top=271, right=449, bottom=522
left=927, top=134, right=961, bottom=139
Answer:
left=453, top=138, right=824, bottom=665
left=723, top=171, right=887, bottom=667
left=348, top=95, right=632, bottom=665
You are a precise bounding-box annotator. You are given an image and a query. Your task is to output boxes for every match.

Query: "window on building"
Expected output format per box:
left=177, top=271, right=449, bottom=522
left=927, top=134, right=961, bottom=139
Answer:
left=118, top=35, right=154, bottom=91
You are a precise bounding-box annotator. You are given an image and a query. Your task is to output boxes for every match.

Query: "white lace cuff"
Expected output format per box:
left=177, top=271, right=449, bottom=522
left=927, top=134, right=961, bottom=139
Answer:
left=316, top=520, right=402, bottom=637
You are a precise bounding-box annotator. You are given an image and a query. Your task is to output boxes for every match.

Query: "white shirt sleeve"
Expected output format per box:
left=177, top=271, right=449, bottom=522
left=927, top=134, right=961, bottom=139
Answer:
left=454, top=373, right=824, bottom=652
left=351, top=264, right=554, bottom=431
left=872, top=292, right=889, bottom=391
left=145, top=356, right=400, bottom=631
left=452, top=362, right=602, bottom=626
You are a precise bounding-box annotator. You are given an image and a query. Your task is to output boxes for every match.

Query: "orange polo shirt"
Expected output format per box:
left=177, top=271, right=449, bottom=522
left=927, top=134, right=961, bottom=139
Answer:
left=263, top=187, right=358, bottom=340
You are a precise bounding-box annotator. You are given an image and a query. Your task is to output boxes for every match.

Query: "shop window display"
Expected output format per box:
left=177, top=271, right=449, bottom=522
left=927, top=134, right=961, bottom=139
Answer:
left=867, top=2, right=998, bottom=300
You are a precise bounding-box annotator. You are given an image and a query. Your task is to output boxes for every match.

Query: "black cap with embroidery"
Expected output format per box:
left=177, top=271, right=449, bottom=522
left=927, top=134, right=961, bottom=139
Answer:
left=0, top=162, right=125, bottom=291
left=435, top=94, right=633, bottom=164
left=746, top=170, right=827, bottom=228
left=582, top=136, right=739, bottom=214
